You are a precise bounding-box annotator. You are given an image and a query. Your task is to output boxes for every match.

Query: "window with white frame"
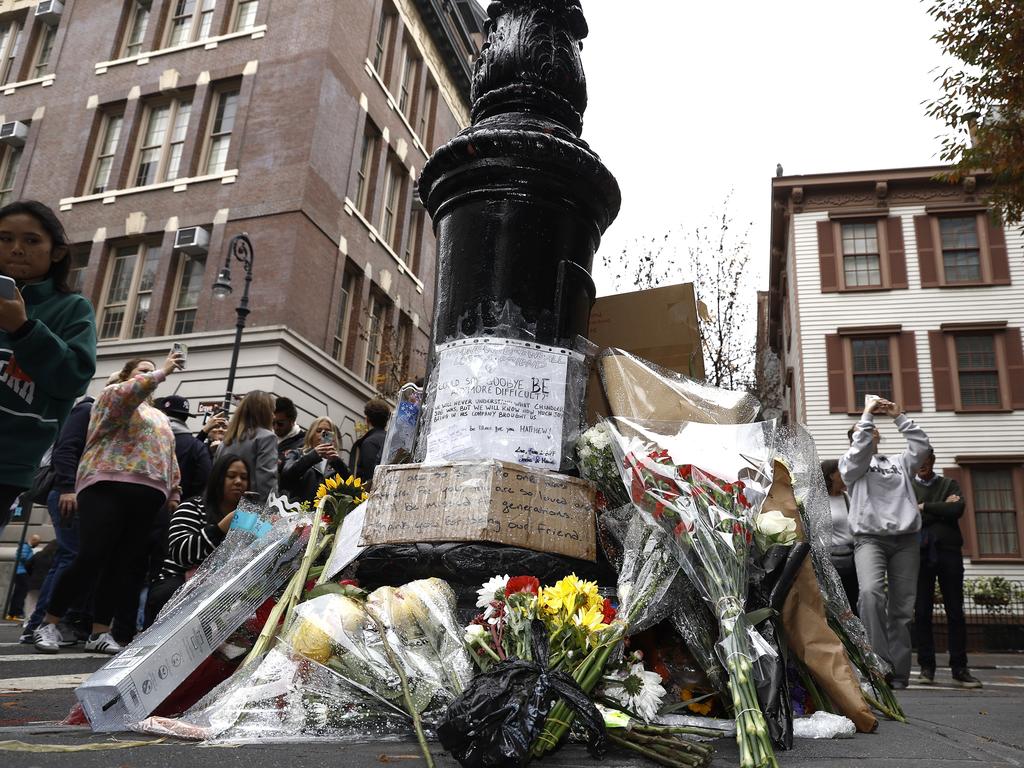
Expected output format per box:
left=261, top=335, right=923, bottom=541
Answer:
left=32, top=22, right=57, bottom=78
left=372, top=6, right=394, bottom=74
left=205, top=88, right=239, bottom=175
left=0, top=145, right=22, bottom=206
left=364, top=292, right=386, bottom=385
left=332, top=271, right=354, bottom=364
left=0, top=19, right=23, bottom=84
left=233, top=0, right=258, bottom=32
left=166, top=0, right=216, bottom=47
left=134, top=98, right=192, bottom=186
left=98, top=243, right=161, bottom=340
left=91, top=112, right=124, bottom=194
left=354, top=124, right=378, bottom=216
left=397, top=40, right=419, bottom=118
left=939, top=216, right=982, bottom=283
left=971, top=468, right=1020, bottom=557
left=122, top=0, right=150, bottom=57
left=379, top=157, right=403, bottom=250
left=169, top=253, right=206, bottom=334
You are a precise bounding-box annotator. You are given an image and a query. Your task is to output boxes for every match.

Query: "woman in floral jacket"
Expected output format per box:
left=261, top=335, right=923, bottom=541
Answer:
left=33, top=351, right=182, bottom=655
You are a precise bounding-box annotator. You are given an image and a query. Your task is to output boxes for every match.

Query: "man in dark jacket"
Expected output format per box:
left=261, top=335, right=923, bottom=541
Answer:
left=913, top=448, right=981, bottom=689
left=350, top=398, right=390, bottom=485
left=21, top=396, right=93, bottom=644
left=274, top=397, right=305, bottom=497
left=155, top=395, right=212, bottom=499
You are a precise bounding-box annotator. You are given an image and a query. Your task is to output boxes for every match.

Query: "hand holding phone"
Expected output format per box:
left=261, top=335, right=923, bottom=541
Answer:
left=171, top=342, right=189, bottom=370
left=0, top=275, right=28, bottom=333
left=0, top=275, right=16, bottom=300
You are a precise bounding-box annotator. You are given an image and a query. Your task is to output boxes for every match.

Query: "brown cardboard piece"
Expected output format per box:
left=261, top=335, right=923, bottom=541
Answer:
left=360, top=461, right=597, bottom=561
left=586, top=283, right=705, bottom=422
left=766, top=461, right=878, bottom=733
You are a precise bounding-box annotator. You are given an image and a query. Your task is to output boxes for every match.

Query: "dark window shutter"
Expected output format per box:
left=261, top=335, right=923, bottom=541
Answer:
left=825, top=334, right=848, bottom=413
left=817, top=220, right=839, bottom=292
left=915, top=215, right=939, bottom=288
left=942, top=466, right=972, bottom=558
left=929, top=330, right=955, bottom=411
left=987, top=219, right=1011, bottom=285
left=1006, top=327, right=1024, bottom=410
left=886, top=217, right=908, bottom=288
left=897, top=332, right=921, bottom=411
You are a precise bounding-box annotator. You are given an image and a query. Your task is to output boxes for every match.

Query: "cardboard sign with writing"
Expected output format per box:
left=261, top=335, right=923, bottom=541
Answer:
left=360, top=461, right=597, bottom=561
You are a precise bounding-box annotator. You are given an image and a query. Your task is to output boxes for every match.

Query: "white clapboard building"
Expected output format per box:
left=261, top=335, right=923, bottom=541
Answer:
left=766, top=166, right=1024, bottom=579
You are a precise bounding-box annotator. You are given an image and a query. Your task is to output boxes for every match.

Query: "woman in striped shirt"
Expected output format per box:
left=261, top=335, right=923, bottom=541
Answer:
left=144, top=453, right=251, bottom=626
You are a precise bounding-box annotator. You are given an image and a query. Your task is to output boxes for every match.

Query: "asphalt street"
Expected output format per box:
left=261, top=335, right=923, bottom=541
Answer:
left=0, top=620, right=1022, bottom=768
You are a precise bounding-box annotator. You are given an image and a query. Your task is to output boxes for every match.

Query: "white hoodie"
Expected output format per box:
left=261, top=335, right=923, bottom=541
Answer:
left=839, top=413, right=930, bottom=536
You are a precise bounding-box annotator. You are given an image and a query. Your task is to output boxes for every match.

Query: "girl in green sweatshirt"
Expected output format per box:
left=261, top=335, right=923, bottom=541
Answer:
left=0, top=201, right=96, bottom=522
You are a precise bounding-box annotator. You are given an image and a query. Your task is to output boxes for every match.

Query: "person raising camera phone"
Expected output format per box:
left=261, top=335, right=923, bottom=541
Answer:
left=840, top=396, right=931, bottom=690
left=0, top=201, right=96, bottom=525
left=281, top=417, right=350, bottom=504
left=33, top=350, right=183, bottom=655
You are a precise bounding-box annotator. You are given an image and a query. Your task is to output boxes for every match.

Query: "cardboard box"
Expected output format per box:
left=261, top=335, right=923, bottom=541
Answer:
left=587, top=282, right=705, bottom=422
left=360, top=461, right=597, bottom=561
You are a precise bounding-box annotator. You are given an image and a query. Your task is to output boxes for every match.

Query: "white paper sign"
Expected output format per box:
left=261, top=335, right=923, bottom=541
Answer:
left=321, top=503, right=367, bottom=582
left=424, top=338, right=579, bottom=469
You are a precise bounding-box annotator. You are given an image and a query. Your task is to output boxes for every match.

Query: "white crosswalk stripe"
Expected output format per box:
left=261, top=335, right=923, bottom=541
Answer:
left=0, top=653, right=106, bottom=662
left=0, top=673, right=90, bottom=693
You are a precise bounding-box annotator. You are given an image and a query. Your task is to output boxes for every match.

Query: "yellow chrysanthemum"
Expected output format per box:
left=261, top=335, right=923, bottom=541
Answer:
left=572, top=605, right=608, bottom=634
left=325, top=476, right=339, bottom=490
left=315, top=484, right=328, bottom=501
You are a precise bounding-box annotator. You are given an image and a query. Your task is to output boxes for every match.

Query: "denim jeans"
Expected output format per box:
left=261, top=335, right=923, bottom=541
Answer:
left=854, top=532, right=920, bottom=683
left=915, top=546, right=968, bottom=670
left=26, top=489, right=80, bottom=630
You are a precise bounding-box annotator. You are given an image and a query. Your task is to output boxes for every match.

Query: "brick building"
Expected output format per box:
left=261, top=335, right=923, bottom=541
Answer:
left=0, top=0, right=485, bottom=448
left=765, top=166, right=1024, bottom=578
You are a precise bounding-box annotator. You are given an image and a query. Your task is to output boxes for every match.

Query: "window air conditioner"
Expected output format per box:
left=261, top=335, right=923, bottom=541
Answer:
left=0, top=121, right=29, bottom=147
left=35, top=0, right=64, bottom=24
left=174, top=226, right=210, bottom=255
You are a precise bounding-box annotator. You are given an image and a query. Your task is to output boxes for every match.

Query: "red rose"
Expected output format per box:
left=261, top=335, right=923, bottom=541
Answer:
left=722, top=483, right=733, bottom=493
left=674, top=520, right=692, bottom=537
left=602, top=598, right=616, bottom=624
left=506, top=576, right=541, bottom=596
left=654, top=501, right=666, bottom=519
left=303, top=579, right=316, bottom=593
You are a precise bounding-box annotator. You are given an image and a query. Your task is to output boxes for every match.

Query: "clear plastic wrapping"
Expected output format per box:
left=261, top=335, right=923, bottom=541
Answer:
left=597, top=348, right=760, bottom=425
left=137, top=578, right=473, bottom=743
left=380, top=383, right=423, bottom=465
left=77, top=497, right=307, bottom=732
left=414, top=334, right=592, bottom=473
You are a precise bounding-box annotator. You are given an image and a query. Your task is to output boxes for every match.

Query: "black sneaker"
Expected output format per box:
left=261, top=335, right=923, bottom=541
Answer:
left=891, top=678, right=909, bottom=690
left=918, top=667, right=935, bottom=685
left=952, top=669, right=983, bottom=689
left=19, top=624, right=35, bottom=644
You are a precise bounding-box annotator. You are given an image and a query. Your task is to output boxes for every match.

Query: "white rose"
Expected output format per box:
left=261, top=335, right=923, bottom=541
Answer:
left=464, top=623, right=488, bottom=644
left=755, top=509, right=798, bottom=545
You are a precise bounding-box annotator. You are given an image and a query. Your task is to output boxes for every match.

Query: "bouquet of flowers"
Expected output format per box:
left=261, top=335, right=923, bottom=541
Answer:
left=617, top=444, right=780, bottom=768
left=577, top=423, right=631, bottom=509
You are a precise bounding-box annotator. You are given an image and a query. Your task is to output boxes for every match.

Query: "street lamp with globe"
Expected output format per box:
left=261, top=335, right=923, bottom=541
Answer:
left=212, top=233, right=254, bottom=412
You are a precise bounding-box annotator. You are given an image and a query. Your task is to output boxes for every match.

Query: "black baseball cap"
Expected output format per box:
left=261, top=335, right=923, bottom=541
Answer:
left=155, top=395, right=192, bottom=420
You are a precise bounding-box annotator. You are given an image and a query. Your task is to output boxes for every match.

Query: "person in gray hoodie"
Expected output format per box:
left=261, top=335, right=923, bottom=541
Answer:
left=840, top=396, right=930, bottom=689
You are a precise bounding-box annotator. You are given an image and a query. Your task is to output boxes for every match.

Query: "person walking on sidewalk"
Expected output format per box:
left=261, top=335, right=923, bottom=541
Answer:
left=913, top=448, right=982, bottom=689
left=5, top=537, right=34, bottom=620
left=840, top=396, right=930, bottom=689
left=33, top=351, right=183, bottom=655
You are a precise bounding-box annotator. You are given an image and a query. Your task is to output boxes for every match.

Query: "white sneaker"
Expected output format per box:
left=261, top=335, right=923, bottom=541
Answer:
left=53, top=622, right=79, bottom=647
left=84, top=632, right=122, bottom=655
left=33, top=623, right=62, bottom=654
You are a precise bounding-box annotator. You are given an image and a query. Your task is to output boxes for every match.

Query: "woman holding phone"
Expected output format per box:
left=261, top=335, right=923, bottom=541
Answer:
left=218, top=390, right=278, bottom=502
left=34, top=350, right=183, bottom=654
left=281, top=417, right=350, bottom=504
left=0, top=201, right=96, bottom=524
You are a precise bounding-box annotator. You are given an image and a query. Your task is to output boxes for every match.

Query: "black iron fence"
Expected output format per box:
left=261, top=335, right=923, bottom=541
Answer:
left=917, top=577, right=1024, bottom=653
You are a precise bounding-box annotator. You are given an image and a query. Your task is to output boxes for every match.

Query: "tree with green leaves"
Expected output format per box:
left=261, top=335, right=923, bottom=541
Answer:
left=926, top=0, right=1024, bottom=225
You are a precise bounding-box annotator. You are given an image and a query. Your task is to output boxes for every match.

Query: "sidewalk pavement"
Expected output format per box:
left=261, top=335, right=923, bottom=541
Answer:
left=1, top=620, right=1022, bottom=767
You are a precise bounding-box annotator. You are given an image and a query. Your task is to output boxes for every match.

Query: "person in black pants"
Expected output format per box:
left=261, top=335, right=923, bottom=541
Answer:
left=913, top=448, right=981, bottom=688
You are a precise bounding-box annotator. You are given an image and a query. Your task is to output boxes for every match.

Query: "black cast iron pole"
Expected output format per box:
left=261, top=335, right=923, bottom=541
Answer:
left=214, top=233, right=254, bottom=413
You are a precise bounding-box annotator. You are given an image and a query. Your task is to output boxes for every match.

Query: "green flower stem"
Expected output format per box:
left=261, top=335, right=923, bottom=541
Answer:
left=366, top=607, right=435, bottom=768
left=608, top=731, right=708, bottom=768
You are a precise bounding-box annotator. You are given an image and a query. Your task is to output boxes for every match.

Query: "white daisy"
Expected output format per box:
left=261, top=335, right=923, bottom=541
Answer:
left=602, top=662, right=666, bottom=723
left=476, top=574, right=510, bottom=609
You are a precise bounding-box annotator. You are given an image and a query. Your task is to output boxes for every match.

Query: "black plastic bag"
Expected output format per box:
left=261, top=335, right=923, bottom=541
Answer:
left=745, top=542, right=810, bottom=751
left=437, top=620, right=606, bottom=768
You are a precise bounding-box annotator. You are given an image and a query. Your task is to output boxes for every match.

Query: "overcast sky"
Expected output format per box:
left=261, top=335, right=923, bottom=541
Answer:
left=476, top=1, right=953, bottom=295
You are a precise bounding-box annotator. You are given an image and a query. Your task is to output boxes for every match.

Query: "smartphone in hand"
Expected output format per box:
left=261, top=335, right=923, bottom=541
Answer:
left=0, top=275, right=16, bottom=300
left=171, top=341, right=189, bottom=369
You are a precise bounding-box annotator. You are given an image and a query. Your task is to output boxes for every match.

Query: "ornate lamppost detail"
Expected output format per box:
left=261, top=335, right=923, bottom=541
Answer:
left=418, top=0, right=620, bottom=348
left=212, top=233, right=255, bottom=412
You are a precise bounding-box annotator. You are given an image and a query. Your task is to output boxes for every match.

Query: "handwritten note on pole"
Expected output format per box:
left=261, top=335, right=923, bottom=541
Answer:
left=360, top=461, right=597, bottom=561
left=423, top=338, right=579, bottom=469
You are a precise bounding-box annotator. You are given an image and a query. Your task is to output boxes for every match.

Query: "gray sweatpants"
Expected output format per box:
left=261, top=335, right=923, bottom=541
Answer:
left=854, top=532, right=920, bottom=683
